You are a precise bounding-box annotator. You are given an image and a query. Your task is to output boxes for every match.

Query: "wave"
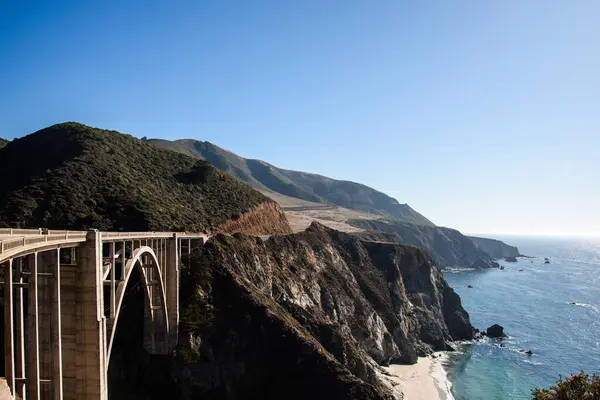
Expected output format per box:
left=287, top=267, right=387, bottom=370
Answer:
left=444, top=267, right=476, bottom=273
left=568, top=302, right=600, bottom=314
left=521, top=358, right=544, bottom=366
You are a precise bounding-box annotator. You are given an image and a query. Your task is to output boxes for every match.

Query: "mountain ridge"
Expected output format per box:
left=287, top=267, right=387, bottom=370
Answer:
left=149, top=137, right=521, bottom=265
left=0, top=122, right=290, bottom=234
left=149, top=138, right=434, bottom=226
left=468, top=236, right=522, bottom=259
left=352, top=219, right=500, bottom=269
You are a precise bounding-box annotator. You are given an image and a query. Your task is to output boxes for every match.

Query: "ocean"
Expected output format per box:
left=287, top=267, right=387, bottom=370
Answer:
left=443, top=235, right=600, bottom=400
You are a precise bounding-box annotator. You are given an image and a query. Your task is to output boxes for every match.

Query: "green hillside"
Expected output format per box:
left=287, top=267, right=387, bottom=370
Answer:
left=0, top=138, right=7, bottom=149
left=0, top=123, right=281, bottom=232
left=150, top=138, right=434, bottom=226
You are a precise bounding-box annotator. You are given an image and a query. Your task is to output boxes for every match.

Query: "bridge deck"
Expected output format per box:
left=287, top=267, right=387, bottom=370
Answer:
left=0, top=229, right=208, bottom=264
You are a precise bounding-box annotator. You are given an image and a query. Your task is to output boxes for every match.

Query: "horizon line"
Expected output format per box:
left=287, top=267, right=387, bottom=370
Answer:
left=467, top=232, right=600, bottom=238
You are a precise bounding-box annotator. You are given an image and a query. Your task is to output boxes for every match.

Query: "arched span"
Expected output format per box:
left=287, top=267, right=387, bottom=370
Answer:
left=106, top=246, right=169, bottom=364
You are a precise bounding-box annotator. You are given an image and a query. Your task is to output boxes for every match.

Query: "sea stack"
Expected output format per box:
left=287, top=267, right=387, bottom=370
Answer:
left=487, top=324, right=507, bottom=338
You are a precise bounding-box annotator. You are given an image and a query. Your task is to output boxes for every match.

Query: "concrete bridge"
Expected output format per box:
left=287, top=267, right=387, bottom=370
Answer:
left=0, top=228, right=208, bottom=400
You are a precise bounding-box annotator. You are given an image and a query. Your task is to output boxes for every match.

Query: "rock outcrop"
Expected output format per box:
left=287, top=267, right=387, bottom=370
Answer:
left=468, top=236, right=522, bottom=259
left=486, top=324, right=507, bottom=338
left=352, top=219, right=497, bottom=268
left=216, top=201, right=291, bottom=235
left=174, top=223, right=474, bottom=399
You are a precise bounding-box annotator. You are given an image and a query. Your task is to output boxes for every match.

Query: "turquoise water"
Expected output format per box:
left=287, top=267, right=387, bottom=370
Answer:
left=444, top=236, right=600, bottom=400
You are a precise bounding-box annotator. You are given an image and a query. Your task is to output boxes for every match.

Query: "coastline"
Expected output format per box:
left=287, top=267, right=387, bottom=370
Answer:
left=382, top=354, right=454, bottom=400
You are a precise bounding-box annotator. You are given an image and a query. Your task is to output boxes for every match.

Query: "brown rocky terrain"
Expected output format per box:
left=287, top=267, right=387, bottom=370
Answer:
left=217, top=202, right=291, bottom=235
left=168, top=223, right=474, bottom=399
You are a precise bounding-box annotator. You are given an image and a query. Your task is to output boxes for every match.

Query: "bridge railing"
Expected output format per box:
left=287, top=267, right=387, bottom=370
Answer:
left=0, top=228, right=44, bottom=235
left=101, top=231, right=176, bottom=240
left=0, top=231, right=88, bottom=255
left=102, top=232, right=208, bottom=240
left=0, top=229, right=208, bottom=261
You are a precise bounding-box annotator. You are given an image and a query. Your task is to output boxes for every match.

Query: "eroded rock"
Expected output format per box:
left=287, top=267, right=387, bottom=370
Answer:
left=175, top=222, right=475, bottom=399
left=486, top=324, right=507, bottom=338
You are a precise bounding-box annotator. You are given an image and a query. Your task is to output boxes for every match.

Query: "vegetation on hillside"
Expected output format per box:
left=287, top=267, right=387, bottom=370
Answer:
left=0, top=123, right=286, bottom=232
left=150, top=138, right=434, bottom=225
left=532, top=372, right=600, bottom=399
left=0, top=138, right=7, bottom=148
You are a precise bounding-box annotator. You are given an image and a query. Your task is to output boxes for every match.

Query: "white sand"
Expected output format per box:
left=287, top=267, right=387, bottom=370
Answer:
left=382, top=355, right=454, bottom=400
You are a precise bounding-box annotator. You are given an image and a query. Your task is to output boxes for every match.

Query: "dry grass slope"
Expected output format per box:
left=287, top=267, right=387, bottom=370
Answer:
left=149, top=138, right=435, bottom=225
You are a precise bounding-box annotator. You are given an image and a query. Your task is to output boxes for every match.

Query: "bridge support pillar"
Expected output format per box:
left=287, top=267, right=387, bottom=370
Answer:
left=27, top=253, right=41, bottom=400
left=76, top=230, right=107, bottom=400
left=166, top=235, right=180, bottom=352
left=3, top=259, right=14, bottom=394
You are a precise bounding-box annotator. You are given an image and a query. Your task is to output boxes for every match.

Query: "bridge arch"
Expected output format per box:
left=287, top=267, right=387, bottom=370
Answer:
left=106, top=245, right=170, bottom=365
left=0, top=229, right=206, bottom=399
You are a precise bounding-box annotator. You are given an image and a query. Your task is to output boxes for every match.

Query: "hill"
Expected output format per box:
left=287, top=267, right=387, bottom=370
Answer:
left=149, top=138, right=434, bottom=226
left=0, top=123, right=290, bottom=234
left=0, top=138, right=7, bottom=149
left=351, top=219, right=499, bottom=268
left=468, top=236, right=522, bottom=259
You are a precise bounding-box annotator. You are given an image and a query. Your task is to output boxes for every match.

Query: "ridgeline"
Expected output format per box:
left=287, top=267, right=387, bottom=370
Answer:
left=150, top=138, right=434, bottom=226
left=0, top=123, right=290, bottom=234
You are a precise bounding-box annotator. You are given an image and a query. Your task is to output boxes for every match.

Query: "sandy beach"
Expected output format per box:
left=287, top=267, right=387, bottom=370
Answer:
left=382, top=355, right=454, bottom=400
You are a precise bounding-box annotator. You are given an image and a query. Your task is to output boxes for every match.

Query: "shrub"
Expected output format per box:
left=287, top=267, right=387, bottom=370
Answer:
left=532, top=372, right=600, bottom=399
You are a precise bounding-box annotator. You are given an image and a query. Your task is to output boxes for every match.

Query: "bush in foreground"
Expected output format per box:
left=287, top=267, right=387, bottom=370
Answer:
left=532, top=372, right=600, bottom=399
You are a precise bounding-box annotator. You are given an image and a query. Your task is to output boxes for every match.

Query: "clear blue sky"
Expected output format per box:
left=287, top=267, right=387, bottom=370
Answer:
left=1, top=1, right=599, bottom=236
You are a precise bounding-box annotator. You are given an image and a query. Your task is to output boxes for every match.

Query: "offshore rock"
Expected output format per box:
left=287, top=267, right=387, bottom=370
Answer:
left=487, top=324, right=507, bottom=338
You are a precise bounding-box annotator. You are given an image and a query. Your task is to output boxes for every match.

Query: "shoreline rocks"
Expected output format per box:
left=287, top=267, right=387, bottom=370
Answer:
left=486, top=324, right=507, bottom=338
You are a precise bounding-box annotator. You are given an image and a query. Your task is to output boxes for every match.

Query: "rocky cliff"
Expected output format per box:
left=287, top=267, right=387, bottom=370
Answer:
left=171, top=223, right=474, bottom=399
left=1, top=123, right=475, bottom=400
left=216, top=202, right=291, bottom=235
left=352, top=219, right=498, bottom=269
left=468, top=236, right=522, bottom=259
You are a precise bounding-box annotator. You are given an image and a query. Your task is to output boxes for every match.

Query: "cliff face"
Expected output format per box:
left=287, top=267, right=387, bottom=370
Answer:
left=216, top=202, right=291, bottom=235
left=174, top=223, right=474, bottom=399
left=352, top=219, right=498, bottom=269
left=468, top=236, right=522, bottom=259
